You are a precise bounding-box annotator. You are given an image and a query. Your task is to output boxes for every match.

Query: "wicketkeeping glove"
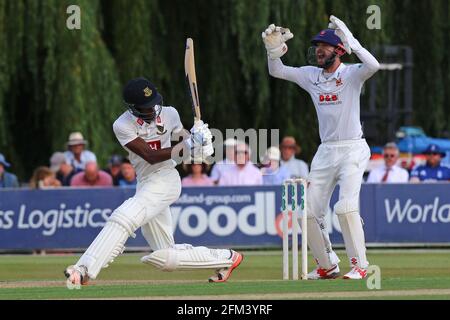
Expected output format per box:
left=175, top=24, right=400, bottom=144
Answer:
left=328, top=15, right=362, bottom=54
left=262, top=24, right=294, bottom=59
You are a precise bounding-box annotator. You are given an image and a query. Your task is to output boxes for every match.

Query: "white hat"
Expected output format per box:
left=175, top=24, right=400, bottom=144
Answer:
left=224, top=138, right=237, bottom=147
left=67, top=132, right=87, bottom=146
left=265, top=147, right=281, bottom=161
left=49, top=152, right=67, bottom=172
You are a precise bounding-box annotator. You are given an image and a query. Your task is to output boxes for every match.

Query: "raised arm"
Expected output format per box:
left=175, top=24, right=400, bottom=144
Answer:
left=268, top=58, right=301, bottom=83
left=329, top=15, right=380, bottom=81
left=262, top=24, right=310, bottom=87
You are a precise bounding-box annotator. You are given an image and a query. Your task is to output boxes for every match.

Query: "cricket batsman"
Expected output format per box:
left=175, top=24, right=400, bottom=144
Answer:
left=64, top=77, right=243, bottom=285
left=262, top=16, right=380, bottom=279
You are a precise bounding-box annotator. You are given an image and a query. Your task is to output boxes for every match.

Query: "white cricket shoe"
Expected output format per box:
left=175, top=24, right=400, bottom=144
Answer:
left=208, top=250, right=244, bottom=283
left=343, top=266, right=367, bottom=280
left=307, top=264, right=340, bottom=280
left=64, top=265, right=89, bottom=286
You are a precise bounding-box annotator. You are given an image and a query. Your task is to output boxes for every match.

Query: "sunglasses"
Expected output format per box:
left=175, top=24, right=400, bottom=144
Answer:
left=384, top=154, right=397, bottom=159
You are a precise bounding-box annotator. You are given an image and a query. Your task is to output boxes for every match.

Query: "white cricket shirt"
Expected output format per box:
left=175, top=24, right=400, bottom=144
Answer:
left=268, top=47, right=379, bottom=143
left=113, top=106, right=184, bottom=182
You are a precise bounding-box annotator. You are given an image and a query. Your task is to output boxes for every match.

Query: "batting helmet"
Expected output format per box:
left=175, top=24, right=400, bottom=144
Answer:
left=311, top=29, right=343, bottom=47
left=123, top=77, right=163, bottom=122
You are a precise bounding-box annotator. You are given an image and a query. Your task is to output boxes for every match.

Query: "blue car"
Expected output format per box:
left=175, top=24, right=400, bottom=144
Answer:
left=370, top=127, right=450, bottom=166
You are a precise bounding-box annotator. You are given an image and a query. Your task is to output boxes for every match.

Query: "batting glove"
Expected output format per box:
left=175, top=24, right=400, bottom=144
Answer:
left=328, top=15, right=362, bottom=54
left=191, top=121, right=212, bottom=143
left=262, top=24, right=294, bottom=59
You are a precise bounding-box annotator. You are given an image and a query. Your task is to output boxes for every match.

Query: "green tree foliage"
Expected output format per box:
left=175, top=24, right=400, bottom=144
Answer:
left=0, top=0, right=449, bottom=181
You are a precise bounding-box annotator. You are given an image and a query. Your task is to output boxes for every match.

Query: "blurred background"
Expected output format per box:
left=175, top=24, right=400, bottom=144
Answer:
left=0, top=0, right=449, bottom=180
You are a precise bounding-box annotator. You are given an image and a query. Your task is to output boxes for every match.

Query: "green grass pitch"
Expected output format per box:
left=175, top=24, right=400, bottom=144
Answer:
left=0, top=249, right=449, bottom=300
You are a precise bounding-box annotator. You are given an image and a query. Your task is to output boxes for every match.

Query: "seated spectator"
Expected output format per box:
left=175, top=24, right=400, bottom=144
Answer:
left=64, top=132, right=97, bottom=172
left=210, top=138, right=236, bottom=185
left=0, top=153, right=19, bottom=188
left=366, top=142, right=409, bottom=183
left=118, top=159, right=137, bottom=187
left=29, top=166, right=62, bottom=189
left=50, top=152, right=76, bottom=186
left=182, top=163, right=214, bottom=187
left=410, top=144, right=450, bottom=183
left=280, top=136, right=309, bottom=179
left=105, top=154, right=124, bottom=186
left=261, top=147, right=291, bottom=185
left=218, top=142, right=263, bottom=186
left=70, top=161, right=113, bottom=187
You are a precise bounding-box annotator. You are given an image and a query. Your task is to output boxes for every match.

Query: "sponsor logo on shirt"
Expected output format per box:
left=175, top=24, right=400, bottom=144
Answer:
left=156, top=115, right=167, bottom=135
left=318, top=94, right=342, bottom=106
left=147, top=140, right=161, bottom=150
left=336, top=78, right=343, bottom=87
left=137, top=118, right=144, bottom=126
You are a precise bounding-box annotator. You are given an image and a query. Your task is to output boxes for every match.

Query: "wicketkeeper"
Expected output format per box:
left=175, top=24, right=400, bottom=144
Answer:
left=262, top=16, right=380, bottom=279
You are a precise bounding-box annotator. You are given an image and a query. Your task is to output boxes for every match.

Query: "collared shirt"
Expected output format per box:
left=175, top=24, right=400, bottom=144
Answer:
left=182, top=174, right=214, bottom=187
left=268, top=47, right=379, bottom=143
left=218, top=162, right=263, bottom=186
left=410, top=164, right=450, bottom=182
left=366, top=164, right=409, bottom=183
left=280, top=156, right=309, bottom=179
left=64, top=150, right=97, bottom=172
left=210, top=159, right=235, bottom=182
left=261, top=165, right=291, bottom=185
left=118, top=178, right=137, bottom=188
left=0, top=171, right=20, bottom=188
left=70, top=170, right=113, bottom=187
left=113, top=107, right=183, bottom=182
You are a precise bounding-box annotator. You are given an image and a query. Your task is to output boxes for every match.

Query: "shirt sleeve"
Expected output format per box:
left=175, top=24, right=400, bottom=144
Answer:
left=348, top=47, right=380, bottom=82
left=366, top=170, right=376, bottom=183
left=167, top=107, right=184, bottom=134
left=86, top=151, right=97, bottom=163
left=113, top=118, right=138, bottom=147
left=400, top=169, right=410, bottom=182
left=410, top=166, right=420, bottom=179
left=267, top=58, right=313, bottom=90
left=210, top=164, right=221, bottom=181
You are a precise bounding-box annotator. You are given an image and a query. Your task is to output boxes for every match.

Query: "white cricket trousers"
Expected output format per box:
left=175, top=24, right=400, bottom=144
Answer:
left=76, top=167, right=181, bottom=278
left=76, top=167, right=235, bottom=279
left=306, top=139, right=371, bottom=269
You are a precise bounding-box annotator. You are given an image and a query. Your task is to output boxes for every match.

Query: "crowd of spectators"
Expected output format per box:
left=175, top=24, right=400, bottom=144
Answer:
left=366, top=142, right=450, bottom=183
left=1, top=132, right=449, bottom=191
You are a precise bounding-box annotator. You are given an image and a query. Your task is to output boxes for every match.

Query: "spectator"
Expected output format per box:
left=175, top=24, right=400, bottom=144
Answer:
left=64, top=132, right=97, bottom=172
left=261, top=147, right=291, bottom=185
left=50, top=152, right=76, bottom=186
left=210, top=138, right=236, bottom=185
left=29, top=166, right=62, bottom=189
left=366, top=142, right=409, bottom=183
left=280, top=136, right=309, bottom=179
left=218, top=142, right=263, bottom=186
left=118, top=159, right=137, bottom=187
left=70, top=161, right=113, bottom=187
left=105, top=154, right=124, bottom=186
left=0, top=153, right=19, bottom=188
left=410, top=144, right=450, bottom=183
left=182, top=163, right=214, bottom=187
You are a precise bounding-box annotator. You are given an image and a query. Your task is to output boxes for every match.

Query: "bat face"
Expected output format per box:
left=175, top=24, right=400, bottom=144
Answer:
left=185, top=38, right=202, bottom=122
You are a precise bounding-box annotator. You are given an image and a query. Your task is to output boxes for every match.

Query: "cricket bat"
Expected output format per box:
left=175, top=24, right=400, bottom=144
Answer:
left=184, top=38, right=202, bottom=123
